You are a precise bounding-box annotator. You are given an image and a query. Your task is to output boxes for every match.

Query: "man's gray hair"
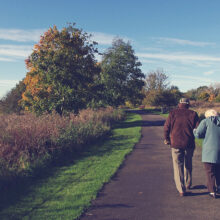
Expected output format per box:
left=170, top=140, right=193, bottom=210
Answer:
left=205, top=109, right=218, bottom=118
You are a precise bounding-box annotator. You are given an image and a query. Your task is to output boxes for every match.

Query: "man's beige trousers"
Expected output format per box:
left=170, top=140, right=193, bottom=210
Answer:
left=171, top=148, right=194, bottom=193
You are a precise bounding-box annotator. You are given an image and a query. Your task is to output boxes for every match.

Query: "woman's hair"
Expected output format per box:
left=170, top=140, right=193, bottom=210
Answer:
left=205, top=109, right=218, bottom=118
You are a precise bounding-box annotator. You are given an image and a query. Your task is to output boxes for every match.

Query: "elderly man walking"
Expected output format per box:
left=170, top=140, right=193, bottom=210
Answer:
left=164, top=98, right=200, bottom=196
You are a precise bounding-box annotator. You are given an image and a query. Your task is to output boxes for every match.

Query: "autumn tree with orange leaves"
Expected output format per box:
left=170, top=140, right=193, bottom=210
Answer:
left=21, top=24, right=101, bottom=115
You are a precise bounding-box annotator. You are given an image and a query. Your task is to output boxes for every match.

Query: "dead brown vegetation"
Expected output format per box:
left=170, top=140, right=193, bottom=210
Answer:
left=190, top=101, right=220, bottom=117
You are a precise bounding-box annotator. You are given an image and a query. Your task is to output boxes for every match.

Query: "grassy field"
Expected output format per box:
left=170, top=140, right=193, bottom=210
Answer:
left=0, top=113, right=142, bottom=220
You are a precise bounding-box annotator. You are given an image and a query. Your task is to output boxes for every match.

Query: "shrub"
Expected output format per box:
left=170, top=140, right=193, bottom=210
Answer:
left=215, top=94, right=220, bottom=103
left=0, top=80, right=25, bottom=114
left=0, top=107, right=125, bottom=180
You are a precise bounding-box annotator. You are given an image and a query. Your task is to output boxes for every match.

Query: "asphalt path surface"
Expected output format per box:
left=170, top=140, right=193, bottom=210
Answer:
left=80, top=112, right=220, bottom=220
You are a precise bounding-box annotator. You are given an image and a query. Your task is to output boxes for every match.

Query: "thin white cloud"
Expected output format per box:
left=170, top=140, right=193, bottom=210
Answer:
left=141, top=59, right=157, bottom=64
left=0, top=29, right=45, bottom=42
left=171, top=74, right=214, bottom=83
left=155, top=37, right=215, bottom=47
left=137, top=52, right=220, bottom=63
left=142, top=47, right=164, bottom=52
left=0, top=80, right=19, bottom=98
left=170, top=74, right=216, bottom=91
left=204, top=70, right=215, bottom=75
left=90, top=32, right=115, bottom=45
left=0, top=45, right=32, bottom=58
left=90, top=32, right=131, bottom=45
left=0, top=57, right=15, bottom=62
left=0, top=29, right=131, bottom=45
left=170, top=79, right=207, bottom=92
left=0, top=79, right=19, bottom=87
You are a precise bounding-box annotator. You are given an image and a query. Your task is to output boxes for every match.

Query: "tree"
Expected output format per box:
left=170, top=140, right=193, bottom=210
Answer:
left=184, top=89, right=197, bottom=100
left=169, top=85, right=182, bottom=103
left=100, top=38, right=145, bottom=107
left=185, top=86, right=211, bottom=101
left=143, top=88, right=180, bottom=107
left=21, top=24, right=101, bottom=115
left=145, top=69, right=169, bottom=92
left=198, top=91, right=210, bottom=101
left=143, top=69, right=180, bottom=107
left=0, top=80, right=25, bottom=114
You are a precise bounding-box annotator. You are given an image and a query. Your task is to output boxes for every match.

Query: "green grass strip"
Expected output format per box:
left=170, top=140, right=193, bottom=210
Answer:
left=0, top=113, right=142, bottom=220
left=195, top=138, right=203, bottom=147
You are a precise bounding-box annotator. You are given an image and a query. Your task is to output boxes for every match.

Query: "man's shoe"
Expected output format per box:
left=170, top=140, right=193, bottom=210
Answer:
left=209, top=192, right=216, bottom=199
left=179, top=192, right=185, bottom=197
left=216, top=186, right=220, bottom=194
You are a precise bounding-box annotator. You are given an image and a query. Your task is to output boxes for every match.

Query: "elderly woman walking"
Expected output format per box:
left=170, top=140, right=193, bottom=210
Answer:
left=194, top=109, right=220, bottom=198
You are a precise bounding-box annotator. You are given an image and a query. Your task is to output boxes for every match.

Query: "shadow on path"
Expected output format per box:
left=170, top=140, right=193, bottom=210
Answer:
left=92, top=204, right=133, bottom=209
left=191, top=185, right=207, bottom=190
left=115, top=111, right=165, bottom=129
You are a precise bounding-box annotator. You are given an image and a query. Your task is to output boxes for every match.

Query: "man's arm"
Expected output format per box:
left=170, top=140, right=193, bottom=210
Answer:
left=164, top=113, right=171, bottom=145
left=194, top=112, right=200, bottom=128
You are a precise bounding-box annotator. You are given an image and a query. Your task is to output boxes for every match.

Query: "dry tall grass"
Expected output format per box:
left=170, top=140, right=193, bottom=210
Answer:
left=190, top=101, right=220, bottom=117
left=0, top=107, right=124, bottom=179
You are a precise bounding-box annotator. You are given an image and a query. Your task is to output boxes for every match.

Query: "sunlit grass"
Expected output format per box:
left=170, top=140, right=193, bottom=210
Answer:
left=160, top=113, right=168, bottom=117
left=0, top=113, right=141, bottom=220
left=195, top=138, right=203, bottom=147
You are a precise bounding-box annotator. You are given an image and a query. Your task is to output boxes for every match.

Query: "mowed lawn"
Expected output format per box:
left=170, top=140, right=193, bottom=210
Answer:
left=0, top=113, right=142, bottom=220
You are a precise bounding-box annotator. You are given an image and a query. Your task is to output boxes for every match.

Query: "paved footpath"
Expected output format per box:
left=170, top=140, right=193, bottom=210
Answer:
left=80, top=113, right=220, bottom=220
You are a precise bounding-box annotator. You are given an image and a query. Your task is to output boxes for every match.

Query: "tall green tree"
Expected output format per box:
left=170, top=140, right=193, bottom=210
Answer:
left=100, top=38, right=145, bottom=107
left=21, top=24, right=101, bottom=115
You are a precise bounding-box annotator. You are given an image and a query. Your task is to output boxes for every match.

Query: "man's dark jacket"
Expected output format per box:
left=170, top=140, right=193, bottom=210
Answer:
left=164, top=103, right=200, bottom=149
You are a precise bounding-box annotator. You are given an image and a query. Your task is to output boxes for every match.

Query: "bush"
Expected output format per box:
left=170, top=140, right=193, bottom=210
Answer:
left=0, top=107, right=125, bottom=180
left=215, top=94, right=220, bottom=102
left=0, top=80, right=25, bottom=114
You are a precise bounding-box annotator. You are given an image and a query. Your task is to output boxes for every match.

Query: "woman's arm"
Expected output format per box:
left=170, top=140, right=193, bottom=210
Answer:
left=193, top=119, right=207, bottom=139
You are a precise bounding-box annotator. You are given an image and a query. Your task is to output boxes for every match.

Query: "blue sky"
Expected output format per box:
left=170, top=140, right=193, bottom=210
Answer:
left=1, top=0, right=220, bottom=98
